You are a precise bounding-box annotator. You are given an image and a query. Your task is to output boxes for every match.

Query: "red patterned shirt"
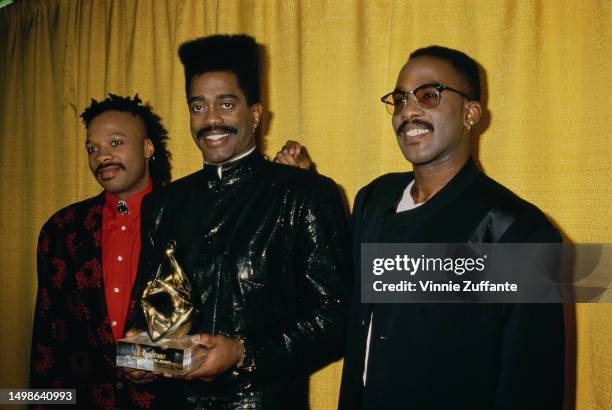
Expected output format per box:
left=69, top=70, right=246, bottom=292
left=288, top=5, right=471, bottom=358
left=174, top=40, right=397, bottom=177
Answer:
left=102, top=181, right=152, bottom=340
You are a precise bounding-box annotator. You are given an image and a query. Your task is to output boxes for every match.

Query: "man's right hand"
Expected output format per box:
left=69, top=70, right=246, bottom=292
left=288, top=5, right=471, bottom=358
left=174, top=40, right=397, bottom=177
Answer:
left=121, top=328, right=160, bottom=384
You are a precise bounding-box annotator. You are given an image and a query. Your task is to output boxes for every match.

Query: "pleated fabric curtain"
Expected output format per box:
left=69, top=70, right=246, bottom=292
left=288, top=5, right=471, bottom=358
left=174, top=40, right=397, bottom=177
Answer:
left=1, top=1, right=611, bottom=409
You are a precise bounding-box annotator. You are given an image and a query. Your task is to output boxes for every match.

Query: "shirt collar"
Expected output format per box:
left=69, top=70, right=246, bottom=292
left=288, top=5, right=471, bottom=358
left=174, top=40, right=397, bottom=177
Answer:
left=204, top=146, right=257, bottom=179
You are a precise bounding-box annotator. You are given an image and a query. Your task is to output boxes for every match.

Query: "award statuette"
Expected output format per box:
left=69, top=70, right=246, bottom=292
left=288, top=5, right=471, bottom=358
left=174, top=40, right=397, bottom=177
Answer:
left=117, top=241, right=207, bottom=375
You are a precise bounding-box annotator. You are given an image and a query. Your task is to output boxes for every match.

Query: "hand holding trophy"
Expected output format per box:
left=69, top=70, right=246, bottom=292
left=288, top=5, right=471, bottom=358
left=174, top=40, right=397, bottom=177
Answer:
left=117, top=241, right=207, bottom=375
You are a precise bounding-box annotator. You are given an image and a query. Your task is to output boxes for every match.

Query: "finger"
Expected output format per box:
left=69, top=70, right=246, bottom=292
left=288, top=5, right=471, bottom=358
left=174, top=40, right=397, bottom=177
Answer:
left=288, top=157, right=299, bottom=167
left=124, top=328, right=141, bottom=338
left=296, top=153, right=312, bottom=170
left=192, top=344, right=210, bottom=359
left=283, top=140, right=302, bottom=153
left=289, top=143, right=302, bottom=156
left=130, top=373, right=159, bottom=385
left=125, top=369, right=148, bottom=380
left=281, top=152, right=298, bottom=167
left=125, top=369, right=158, bottom=384
left=124, top=368, right=142, bottom=378
left=273, top=151, right=289, bottom=164
left=182, top=364, right=213, bottom=381
left=191, top=333, right=204, bottom=345
left=277, top=152, right=298, bottom=166
left=192, top=333, right=218, bottom=347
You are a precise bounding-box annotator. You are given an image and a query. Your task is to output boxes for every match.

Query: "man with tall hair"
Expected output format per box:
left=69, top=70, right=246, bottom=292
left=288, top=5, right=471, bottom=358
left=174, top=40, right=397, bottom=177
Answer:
left=129, top=34, right=350, bottom=409
left=30, top=94, right=176, bottom=409
left=277, top=46, right=565, bottom=409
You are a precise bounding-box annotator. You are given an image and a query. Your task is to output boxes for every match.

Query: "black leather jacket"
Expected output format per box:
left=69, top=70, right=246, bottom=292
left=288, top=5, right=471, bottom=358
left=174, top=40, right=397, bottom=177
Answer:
left=133, top=151, right=350, bottom=408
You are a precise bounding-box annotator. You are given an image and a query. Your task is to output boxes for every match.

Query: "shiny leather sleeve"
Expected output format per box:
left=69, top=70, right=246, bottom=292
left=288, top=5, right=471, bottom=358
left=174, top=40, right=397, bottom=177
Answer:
left=129, top=191, right=165, bottom=331
left=245, top=177, right=351, bottom=377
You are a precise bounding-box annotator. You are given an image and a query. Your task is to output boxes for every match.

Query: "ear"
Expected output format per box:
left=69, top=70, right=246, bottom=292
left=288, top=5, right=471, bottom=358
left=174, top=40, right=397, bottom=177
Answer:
left=463, top=100, right=482, bottom=129
left=250, top=103, right=263, bottom=130
left=144, top=138, right=154, bottom=159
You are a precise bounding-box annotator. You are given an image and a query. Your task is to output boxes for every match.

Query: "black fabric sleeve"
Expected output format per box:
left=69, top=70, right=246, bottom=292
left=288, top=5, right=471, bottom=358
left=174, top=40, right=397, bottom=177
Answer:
left=29, top=220, right=70, bottom=390
left=495, top=217, right=565, bottom=409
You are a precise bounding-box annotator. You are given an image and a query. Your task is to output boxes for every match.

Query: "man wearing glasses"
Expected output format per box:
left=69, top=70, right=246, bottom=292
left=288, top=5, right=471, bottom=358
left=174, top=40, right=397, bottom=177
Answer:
left=334, top=46, right=564, bottom=409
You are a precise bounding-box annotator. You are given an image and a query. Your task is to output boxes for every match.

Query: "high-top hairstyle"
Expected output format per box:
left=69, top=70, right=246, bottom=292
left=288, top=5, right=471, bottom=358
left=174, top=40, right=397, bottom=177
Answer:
left=178, top=34, right=260, bottom=105
left=409, top=46, right=481, bottom=101
left=80, top=94, right=172, bottom=189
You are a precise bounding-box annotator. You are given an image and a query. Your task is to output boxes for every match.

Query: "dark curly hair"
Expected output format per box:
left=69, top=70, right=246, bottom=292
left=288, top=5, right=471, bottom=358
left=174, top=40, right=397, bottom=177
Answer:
left=178, top=34, right=260, bottom=105
left=80, top=94, right=172, bottom=189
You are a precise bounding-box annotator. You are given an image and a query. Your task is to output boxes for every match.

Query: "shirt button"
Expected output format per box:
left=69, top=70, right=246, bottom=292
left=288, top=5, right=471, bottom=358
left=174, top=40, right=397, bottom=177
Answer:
left=117, top=255, right=123, bottom=261
left=120, top=225, right=126, bottom=231
left=111, top=320, right=117, bottom=327
left=114, top=287, right=120, bottom=293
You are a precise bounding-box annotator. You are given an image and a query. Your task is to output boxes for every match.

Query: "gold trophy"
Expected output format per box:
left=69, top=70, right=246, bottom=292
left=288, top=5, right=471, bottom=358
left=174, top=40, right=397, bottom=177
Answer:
left=117, top=241, right=207, bottom=375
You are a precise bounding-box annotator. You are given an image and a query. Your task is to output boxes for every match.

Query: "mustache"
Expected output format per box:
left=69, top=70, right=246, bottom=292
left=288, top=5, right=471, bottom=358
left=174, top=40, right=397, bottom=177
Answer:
left=96, top=162, right=125, bottom=175
left=397, top=119, right=434, bottom=135
left=196, top=125, right=239, bottom=139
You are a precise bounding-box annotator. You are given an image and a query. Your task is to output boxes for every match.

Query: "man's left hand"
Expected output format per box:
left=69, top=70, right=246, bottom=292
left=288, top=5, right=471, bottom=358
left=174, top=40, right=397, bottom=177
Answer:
left=120, top=328, right=162, bottom=384
left=274, top=140, right=313, bottom=170
left=172, top=333, right=244, bottom=382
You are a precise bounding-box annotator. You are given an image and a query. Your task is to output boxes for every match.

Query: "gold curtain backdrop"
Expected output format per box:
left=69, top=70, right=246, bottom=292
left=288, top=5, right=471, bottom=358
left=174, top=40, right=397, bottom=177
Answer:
left=1, top=1, right=611, bottom=409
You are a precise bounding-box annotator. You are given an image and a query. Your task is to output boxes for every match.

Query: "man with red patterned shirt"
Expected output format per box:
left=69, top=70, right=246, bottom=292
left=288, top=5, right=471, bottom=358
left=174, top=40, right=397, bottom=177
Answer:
left=30, top=94, right=177, bottom=409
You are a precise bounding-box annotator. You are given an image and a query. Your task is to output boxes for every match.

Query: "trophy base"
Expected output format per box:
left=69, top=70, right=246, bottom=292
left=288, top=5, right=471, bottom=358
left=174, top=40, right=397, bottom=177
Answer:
left=117, top=332, right=207, bottom=375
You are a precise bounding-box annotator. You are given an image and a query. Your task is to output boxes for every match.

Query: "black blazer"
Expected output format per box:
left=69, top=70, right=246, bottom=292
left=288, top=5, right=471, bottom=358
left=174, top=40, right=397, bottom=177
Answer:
left=339, top=158, right=564, bottom=410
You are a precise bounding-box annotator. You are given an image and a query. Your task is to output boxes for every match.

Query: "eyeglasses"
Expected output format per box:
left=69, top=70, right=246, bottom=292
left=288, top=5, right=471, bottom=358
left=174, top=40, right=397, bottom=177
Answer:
left=381, top=83, right=470, bottom=115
